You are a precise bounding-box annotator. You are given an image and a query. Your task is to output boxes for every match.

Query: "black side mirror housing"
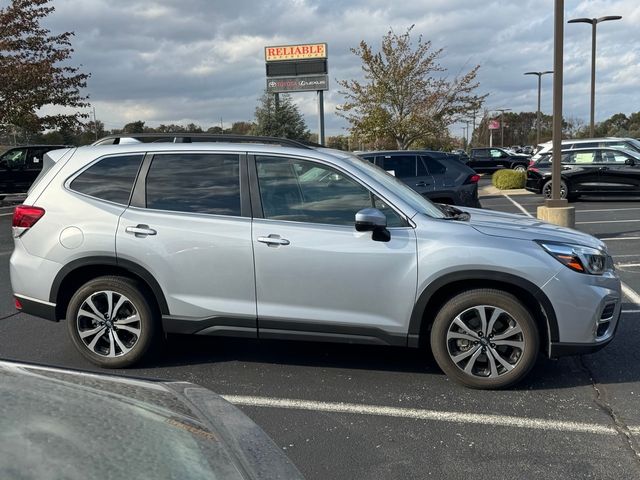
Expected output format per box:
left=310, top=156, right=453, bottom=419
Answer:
left=625, top=158, right=636, bottom=166
left=355, top=208, right=390, bottom=242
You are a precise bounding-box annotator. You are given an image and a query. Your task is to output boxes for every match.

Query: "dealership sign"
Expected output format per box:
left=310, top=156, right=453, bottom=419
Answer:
left=488, top=120, right=500, bottom=130
left=265, top=43, right=327, bottom=62
left=267, top=75, right=328, bottom=93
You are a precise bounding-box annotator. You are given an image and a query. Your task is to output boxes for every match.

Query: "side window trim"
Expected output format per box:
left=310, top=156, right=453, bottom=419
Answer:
left=248, top=153, right=411, bottom=228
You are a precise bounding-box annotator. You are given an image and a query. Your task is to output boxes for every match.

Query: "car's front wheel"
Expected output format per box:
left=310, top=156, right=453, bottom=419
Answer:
left=430, top=289, right=539, bottom=389
left=66, top=276, right=159, bottom=368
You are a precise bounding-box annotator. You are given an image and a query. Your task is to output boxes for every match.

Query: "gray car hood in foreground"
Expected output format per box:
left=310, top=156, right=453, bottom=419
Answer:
left=461, top=207, right=605, bottom=250
left=0, top=361, right=303, bottom=480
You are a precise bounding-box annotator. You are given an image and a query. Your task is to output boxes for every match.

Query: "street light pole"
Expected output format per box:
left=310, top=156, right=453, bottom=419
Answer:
left=524, top=71, right=553, bottom=146
left=568, top=15, right=622, bottom=137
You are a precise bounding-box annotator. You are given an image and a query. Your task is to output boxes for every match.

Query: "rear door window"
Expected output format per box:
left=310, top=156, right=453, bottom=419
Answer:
left=381, top=155, right=416, bottom=178
left=0, top=148, right=27, bottom=169
left=421, top=156, right=447, bottom=175
left=70, top=154, right=143, bottom=204
left=145, top=153, right=241, bottom=216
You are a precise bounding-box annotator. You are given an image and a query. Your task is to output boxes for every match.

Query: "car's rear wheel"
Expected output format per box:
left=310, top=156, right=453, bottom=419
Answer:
left=513, top=164, right=527, bottom=173
left=542, top=179, right=570, bottom=200
left=66, top=276, right=159, bottom=368
left=430, top=289, right=539, bottom=389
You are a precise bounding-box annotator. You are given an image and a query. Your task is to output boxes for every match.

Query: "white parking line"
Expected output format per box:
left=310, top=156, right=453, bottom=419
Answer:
left=502, top=194, right=534, bottom=218
left=617, top=263, right=640, bottom=268
left=577, top=207, right=640, bottom=214
left=622, top=282, right=640, bottom=307
left=224, top=395, right=629, bottom=436
left=0, top=213, right=13, bottom=217
left=577, top=219, right=640, bottom=225
left=601, top=236, right=640, bottom=241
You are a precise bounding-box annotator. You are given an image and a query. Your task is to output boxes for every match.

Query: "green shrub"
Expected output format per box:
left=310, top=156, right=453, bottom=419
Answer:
left=492, top=169, right=525, bottom=190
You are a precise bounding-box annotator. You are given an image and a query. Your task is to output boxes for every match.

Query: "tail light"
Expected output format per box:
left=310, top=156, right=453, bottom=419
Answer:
left=12, top=205, right=45, bottom=238
left=464, top=174, right=480, bottom=184
left=528, top=167, right=539, bottom=173
left=15, top=298, right=23, bottom=310
left=529, top=159, right=535, bottom=166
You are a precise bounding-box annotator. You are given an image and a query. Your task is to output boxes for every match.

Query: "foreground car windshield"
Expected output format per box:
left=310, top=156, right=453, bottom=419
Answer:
left=344, top=153, right=447, bottom=219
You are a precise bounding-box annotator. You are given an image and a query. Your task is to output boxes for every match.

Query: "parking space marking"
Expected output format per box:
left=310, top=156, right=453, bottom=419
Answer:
left=577, top=219, right=640, bottom=225
left=0, top=213, right=13, bottom=217
left=599, top=236, right=640, bottom=242
left=617, top=263, right=640, bottom=268
left=622, top=283, right=640, bottom=307
left=577, top=207, right=640, bottom=214
left=224, top=395, right=626, bottom=435
left=502, top=194, right=534, bottom=217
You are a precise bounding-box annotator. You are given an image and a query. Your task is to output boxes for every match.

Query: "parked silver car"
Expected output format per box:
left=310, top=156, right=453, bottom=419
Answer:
left=0, top=360, right=304, bottom=479
left=9, top=140, right=621, bottom=388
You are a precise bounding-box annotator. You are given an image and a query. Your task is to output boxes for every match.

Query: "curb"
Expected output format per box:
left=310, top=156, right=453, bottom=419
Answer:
left=479, top=186, right=531, bottom=197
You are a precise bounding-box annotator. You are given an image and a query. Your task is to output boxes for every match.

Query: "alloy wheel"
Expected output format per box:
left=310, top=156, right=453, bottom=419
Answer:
left=446, top=305, right=525, bottom=379
left=76, top=290, right=141, bottom=358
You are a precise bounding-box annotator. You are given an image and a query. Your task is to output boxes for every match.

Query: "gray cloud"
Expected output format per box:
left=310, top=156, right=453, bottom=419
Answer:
left=33, top=0, right=640, bottom=136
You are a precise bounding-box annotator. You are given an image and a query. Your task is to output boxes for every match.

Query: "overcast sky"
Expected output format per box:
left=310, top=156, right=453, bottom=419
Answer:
left=30, top=0, right=640, bottom=136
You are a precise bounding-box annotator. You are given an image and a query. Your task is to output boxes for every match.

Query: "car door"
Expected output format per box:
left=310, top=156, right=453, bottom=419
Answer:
left=379, top=154, right=435, bottom=197
left=116, top=151, right=257, bottom=333
left=251, top=154, right=418, bottom=342
left=0, top=147, right=30, bottom=193
left=597, top=149, right=640, bottom=193
left=469, top=149, right=488, bottom=170
left=561, top=150, right=601, bottom=193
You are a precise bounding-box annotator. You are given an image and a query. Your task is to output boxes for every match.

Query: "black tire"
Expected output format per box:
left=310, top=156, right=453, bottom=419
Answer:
left=542, top=179, right=573, bottom=200
left=430, top=289, right=539, bottom=389
left=66, top=276, right=160, bottom=368
left=512, top=164, right=527, bottom=173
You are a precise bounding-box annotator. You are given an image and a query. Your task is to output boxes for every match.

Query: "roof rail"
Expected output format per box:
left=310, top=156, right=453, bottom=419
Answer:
left=91, top=133, right=322, bottom=149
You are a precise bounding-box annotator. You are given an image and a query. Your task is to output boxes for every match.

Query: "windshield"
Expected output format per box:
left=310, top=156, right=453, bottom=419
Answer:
left=339, top=152, right=446, bottom=218
left=626, top=138, right=640, bottom=152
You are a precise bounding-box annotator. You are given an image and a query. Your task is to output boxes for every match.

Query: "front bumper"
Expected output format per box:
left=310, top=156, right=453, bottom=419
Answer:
left=542, top=267, right=621, bottom=356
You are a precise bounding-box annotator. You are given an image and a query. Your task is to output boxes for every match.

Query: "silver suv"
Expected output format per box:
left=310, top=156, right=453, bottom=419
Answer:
left=9, top=141, right=621, bottom=388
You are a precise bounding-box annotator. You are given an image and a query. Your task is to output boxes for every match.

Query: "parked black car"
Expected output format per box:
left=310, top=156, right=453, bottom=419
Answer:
left=525, top=147, right=640, bottom=200
left=0, top=360, right=304, bottom=480
left=469, top=147, right=530, bottom=173
left=0, top=144, right=68, bottom=193
left=358, top=150, right=481, bottom=207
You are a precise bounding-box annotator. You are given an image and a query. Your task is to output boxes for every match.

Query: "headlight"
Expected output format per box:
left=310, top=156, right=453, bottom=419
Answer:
left=537, top=241, right=611, bottom=275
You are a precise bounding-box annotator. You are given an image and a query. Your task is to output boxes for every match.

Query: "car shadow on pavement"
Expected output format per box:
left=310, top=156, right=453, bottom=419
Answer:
left=135, top=322, right=639, bottom=391
left=152, top=335, right=438, bottom=375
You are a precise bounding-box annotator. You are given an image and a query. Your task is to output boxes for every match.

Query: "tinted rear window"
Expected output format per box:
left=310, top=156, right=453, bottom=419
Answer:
left=70, top=155, right=143, bottom=204
left=145, top=153, right=241, bottom=216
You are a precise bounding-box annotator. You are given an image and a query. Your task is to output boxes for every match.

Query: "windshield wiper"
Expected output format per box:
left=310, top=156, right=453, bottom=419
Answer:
left=438, top=203, right=471, bottom=221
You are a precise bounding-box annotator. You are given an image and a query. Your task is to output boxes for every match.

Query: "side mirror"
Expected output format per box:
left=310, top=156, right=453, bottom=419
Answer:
left=355, top=208, right=390, bottom=242
left=625, top=158, right=636, bottom=166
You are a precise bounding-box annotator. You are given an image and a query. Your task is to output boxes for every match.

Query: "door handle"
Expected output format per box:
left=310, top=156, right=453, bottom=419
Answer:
left=125, top=225, right=157, bottom=236
left=257, top=235, right=290, bottom=246
left=415, top=181, right=429, bottom=187
left=599, top=166, right=609, bottom=171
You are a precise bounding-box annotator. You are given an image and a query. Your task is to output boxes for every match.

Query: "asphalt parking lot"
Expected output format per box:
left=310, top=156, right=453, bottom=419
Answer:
left=1, top=184, right=640, bottom=479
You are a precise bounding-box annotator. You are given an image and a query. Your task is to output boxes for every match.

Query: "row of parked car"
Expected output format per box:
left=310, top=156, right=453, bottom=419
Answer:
left=3, top=136, right=640, bottom=207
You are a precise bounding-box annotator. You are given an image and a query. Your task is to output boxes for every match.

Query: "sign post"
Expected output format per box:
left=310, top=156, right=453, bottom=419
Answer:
left=265, top=43, right=328, bottom=145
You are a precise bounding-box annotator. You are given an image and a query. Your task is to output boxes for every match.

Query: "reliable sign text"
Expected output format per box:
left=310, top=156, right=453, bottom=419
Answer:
left=265, top=43, right=327, bottom=62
